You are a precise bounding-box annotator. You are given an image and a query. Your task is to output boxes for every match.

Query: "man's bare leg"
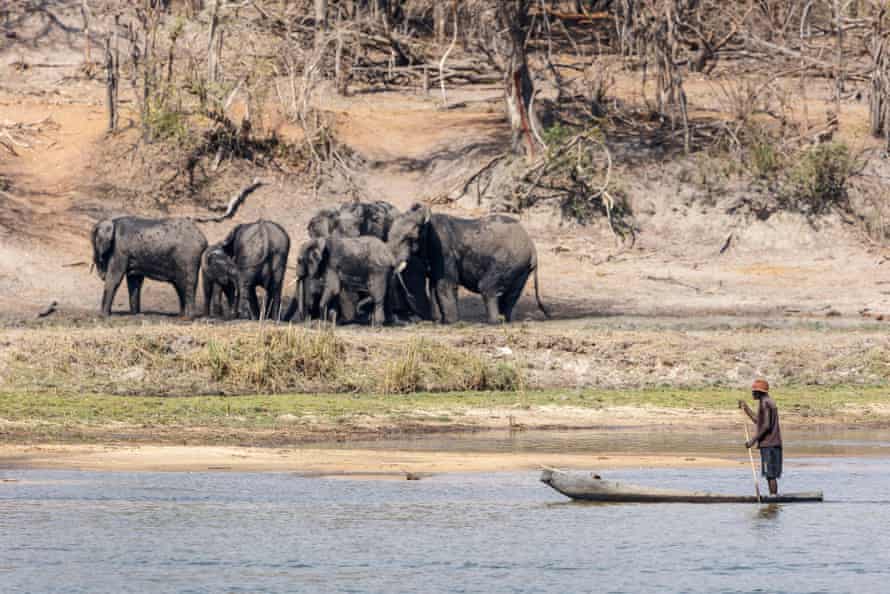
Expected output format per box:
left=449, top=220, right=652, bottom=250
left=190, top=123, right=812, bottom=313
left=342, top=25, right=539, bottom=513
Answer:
left=768, top=479, right=778, bottom=496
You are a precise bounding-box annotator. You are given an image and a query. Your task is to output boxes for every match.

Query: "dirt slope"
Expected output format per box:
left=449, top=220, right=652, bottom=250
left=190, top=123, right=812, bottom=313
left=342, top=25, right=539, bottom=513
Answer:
left=1, top=5, right=889, bottom=325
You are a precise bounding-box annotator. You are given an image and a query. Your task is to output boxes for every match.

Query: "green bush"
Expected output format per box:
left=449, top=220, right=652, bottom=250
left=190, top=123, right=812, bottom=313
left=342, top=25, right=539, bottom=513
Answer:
left=748, top=140, right=783, bottom=180
left=784, top=143, right=859, bottom=215
left=145, top=101, right=191, bottom=143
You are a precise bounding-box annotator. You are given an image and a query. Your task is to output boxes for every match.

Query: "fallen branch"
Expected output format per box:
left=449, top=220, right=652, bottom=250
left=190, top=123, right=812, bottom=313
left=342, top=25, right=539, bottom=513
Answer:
left=643, top=275, right=701, bottom=293
left=36, top=301, right=58, bottom=318
left=429, top=153, right=508, bottom=204
left=194, top=179, right=264, bottom=223
left=719, top=233, right=734, bottom=255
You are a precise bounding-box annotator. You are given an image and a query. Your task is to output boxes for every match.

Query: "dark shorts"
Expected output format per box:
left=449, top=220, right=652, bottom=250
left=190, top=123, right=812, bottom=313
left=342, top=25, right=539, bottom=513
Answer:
left=760, top=446, right=783, bottom=479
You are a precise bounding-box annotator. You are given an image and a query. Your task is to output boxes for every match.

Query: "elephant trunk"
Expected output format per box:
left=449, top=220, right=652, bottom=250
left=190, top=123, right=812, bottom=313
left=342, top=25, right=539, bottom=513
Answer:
left=395, top=269, right=425, bottom=320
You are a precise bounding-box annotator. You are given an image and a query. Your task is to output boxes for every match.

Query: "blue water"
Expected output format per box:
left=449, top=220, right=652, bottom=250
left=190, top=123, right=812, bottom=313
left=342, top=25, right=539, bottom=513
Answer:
left=2, top=459, right=889, bottom=593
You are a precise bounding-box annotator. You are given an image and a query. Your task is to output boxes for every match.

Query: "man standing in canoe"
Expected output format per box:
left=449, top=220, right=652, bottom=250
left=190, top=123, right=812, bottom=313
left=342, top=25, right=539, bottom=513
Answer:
left=738, top=379, right=782, bottom=496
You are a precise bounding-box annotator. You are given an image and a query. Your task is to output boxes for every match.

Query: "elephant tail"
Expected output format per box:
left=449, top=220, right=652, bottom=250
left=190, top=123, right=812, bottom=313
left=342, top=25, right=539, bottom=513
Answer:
left=532, top=258, right=551, bottom=320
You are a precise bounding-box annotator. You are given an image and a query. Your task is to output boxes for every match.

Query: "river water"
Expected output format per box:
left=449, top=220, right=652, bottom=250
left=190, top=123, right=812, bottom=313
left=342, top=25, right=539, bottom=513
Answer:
left=3, top=432, right=890, bottom=593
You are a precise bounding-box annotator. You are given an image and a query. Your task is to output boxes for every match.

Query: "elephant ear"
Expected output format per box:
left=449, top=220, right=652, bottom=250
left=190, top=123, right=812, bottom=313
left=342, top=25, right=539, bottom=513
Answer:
left=92, top=219, right=115, bottom=275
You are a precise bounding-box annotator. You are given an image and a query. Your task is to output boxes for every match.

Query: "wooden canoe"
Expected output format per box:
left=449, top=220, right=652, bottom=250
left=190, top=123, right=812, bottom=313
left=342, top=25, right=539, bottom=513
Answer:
left=540, top=469, right=823, bottom=504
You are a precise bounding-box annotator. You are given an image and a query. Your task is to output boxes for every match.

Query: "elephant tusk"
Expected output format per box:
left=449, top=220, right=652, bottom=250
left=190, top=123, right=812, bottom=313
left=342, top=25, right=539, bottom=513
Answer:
left=396, top=261, right=407, bottom=274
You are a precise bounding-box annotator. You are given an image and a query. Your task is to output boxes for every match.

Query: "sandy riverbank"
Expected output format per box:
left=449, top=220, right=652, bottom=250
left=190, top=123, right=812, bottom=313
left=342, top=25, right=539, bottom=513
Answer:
left=0, top=442, right=744, bottom=476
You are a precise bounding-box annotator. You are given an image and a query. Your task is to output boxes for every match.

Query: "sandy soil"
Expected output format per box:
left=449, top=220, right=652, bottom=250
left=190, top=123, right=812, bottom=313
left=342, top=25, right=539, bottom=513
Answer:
left=0, top=442, right=748, bottom=474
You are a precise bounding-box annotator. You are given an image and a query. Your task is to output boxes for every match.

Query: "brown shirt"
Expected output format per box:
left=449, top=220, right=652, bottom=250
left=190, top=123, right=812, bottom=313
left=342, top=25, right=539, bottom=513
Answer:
left=755, top=395, right=782, bottom=448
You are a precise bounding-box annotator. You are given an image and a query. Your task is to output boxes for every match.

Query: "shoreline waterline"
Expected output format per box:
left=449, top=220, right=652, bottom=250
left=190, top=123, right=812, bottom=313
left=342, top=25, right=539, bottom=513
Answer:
left=4, top=425, right=890, bottom=475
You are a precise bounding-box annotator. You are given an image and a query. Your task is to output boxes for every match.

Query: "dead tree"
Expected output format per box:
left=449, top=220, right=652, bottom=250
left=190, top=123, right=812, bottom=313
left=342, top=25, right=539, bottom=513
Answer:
left=81, top=0, right=92, bottom=66
left=496, top=0, right=542, bottom=157
left=207, top=0, right=221, bottom=83
left=315, top=0, right=328, bottom=46
left=869, top=4, right=890, bottom=147
left=104, top=34, right=119, bottom=132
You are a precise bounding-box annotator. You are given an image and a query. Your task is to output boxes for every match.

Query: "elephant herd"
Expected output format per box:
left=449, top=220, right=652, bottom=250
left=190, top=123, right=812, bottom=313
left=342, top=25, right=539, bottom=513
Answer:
left=90, top=201, right=550, bottom=325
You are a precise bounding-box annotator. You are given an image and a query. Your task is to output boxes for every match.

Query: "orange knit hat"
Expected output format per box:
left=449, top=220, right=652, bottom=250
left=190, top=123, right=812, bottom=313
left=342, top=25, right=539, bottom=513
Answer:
left=752, top=378, right=770, bottom=392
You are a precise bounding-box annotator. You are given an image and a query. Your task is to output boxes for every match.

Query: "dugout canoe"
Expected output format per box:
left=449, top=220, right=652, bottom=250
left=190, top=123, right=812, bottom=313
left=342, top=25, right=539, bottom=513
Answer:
left=540, top=469, right=823, bottom=503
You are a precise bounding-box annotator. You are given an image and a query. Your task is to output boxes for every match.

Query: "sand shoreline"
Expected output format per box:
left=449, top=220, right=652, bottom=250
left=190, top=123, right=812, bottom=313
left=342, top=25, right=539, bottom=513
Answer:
left=3, top=402, right=888, bottom=475
left=0, top=442, right=750, bottom=475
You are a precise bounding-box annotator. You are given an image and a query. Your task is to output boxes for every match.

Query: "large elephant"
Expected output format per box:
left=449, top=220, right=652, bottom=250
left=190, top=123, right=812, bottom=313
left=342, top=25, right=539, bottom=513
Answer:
left=294, top=236, right=394, bottom=326
left=90, top=217, right=208, bottom=317
left=387, top=204, right=550, bottom=324
left=303, top=201, right=431, bottom=322
left=216, top=219, right=290, bottom=320
left=201, top=245, right=240, bottom=319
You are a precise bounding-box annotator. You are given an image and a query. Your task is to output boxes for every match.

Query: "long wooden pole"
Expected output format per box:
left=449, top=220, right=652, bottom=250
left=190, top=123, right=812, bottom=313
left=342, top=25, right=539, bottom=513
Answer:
left=743, top=416, right=762, bottom=503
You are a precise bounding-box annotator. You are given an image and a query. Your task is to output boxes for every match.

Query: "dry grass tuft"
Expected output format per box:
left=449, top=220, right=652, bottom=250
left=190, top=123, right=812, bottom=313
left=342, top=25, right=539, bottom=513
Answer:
left=381, top=337, right=524, bottom=394
left=198, top=323, right=344, bottom=393
left=2, top=323, right=524, bottom=397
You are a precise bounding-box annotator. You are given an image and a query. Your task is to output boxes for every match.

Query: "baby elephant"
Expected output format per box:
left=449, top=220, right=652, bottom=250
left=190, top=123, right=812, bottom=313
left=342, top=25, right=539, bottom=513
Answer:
left=202, top=246, right=240, bottom=319
left=295, top=236, right=395, bottom=326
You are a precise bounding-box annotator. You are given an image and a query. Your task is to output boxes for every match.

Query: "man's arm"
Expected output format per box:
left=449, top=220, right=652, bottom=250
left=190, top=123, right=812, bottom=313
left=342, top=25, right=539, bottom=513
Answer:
left=738, top=400, right=757, bottom=423
left=750, top=404, right=773, bottom=445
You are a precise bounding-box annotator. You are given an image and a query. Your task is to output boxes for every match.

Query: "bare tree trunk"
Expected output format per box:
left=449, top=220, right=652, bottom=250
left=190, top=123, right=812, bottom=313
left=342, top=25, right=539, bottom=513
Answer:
left=434, top=2, right=447, bottom=44
left=315, top=0, right=328, bottom=46
left=207, top=0, right=220, bottom=83
left=497, top=0, right=540, bottom=157
left=105, top=36, right=117, bottom=132
left=833, top=0, right=844, bottom=123
left=334, top=6, right=347, bottom=95
left=81, top=0, right=91, bottom=65
left=869, top=7, right=890, bottom=148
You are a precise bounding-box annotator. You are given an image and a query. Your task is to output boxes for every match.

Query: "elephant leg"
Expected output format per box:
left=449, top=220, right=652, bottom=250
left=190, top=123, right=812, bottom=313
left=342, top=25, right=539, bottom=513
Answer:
left=338, top=291, right=359, bottom=323
left=184, top=286, right=199, bottom=320
left=126, top=274, right=144, bottom=314
left=226, top=284, right=239, bottom=320
left=499, top=270, right=531, bottom=322
left=483, top=294, right=501, bottom=324
left=184, top=270, right=200, bottom=319
left=266, top=282, right=282, bottom=322
left=430, top=290, right=443, bottom=323
left=320, top=273, right=340, bottom=323
left=405, top=258, right=431, bottom=320
left=480, top=268, right=511, bottom=324
left=173, top=282, right=187, bottom=317
left=434, top=279, right=459, bottom=324
left=319, top=288, right=337, bottom=323
left=208, top=284, right=221, bottom=318
left=369, top=273, right=388, bottom=326
left=270, top=259, right=287, bottom=322
left=203, top=275, right=215, bottom=318
left=101, top=259, right=126, bottom=316
left=238, top=280, right=258, bottom=320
